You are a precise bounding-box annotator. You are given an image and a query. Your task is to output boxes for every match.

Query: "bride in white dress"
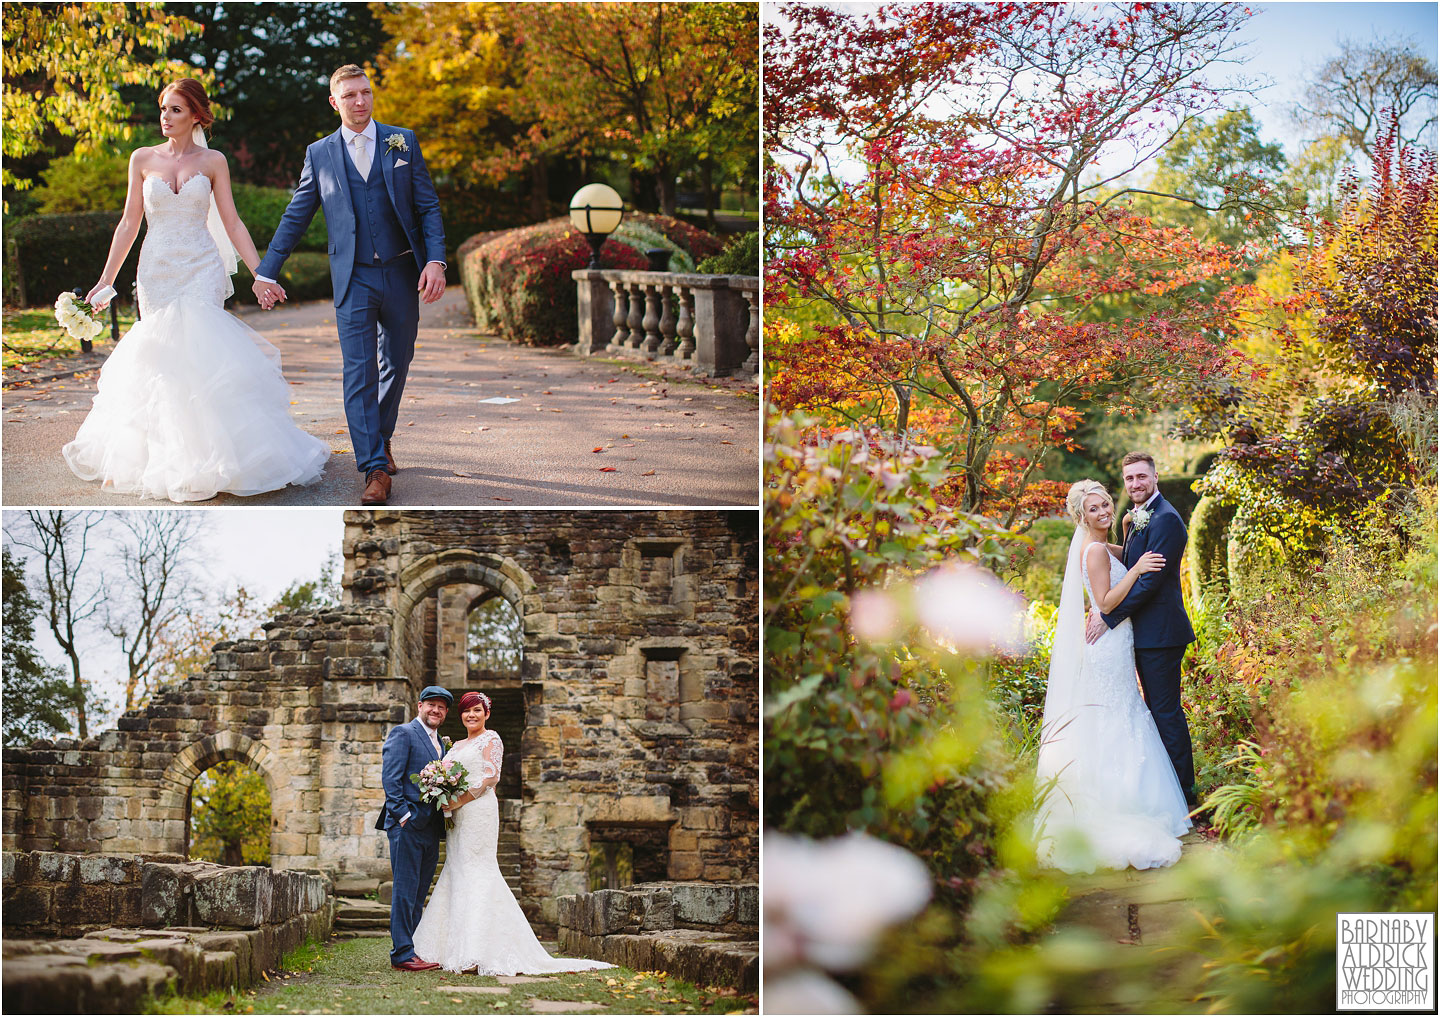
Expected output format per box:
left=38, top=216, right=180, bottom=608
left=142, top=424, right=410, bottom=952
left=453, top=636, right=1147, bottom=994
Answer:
left=412, top=691, right=613, bottom=976
left=65, top=77, right=327, bottom=502
left=1034, top=479, right=1193, bottom=873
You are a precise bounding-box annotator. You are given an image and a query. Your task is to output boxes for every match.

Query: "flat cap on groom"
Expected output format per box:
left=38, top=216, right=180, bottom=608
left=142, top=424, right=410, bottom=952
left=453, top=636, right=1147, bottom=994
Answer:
left=254, top=64, right=446, bottom=507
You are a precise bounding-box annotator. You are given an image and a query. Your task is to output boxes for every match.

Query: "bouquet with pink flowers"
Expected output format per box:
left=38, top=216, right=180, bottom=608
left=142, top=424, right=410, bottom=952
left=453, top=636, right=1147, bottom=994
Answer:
left=409, top=758, right=470, bottom=830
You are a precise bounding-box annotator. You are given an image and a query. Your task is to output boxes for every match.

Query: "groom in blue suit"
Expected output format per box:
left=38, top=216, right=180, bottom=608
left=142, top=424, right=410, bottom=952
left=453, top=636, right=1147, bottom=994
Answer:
left=1090, top=451, right=1199, bottom=806
left=254, top=64, right=446, bottom=506
left=375, top=685, right=452, bottom=970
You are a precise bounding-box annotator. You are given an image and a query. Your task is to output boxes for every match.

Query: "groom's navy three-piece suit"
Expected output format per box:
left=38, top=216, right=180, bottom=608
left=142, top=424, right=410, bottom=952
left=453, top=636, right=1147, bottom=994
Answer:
left=1100, top=491, right=1197, bottom=798
left=375, top=718, right=445, bottom=965
left=257, top=122, right=445, bottom=476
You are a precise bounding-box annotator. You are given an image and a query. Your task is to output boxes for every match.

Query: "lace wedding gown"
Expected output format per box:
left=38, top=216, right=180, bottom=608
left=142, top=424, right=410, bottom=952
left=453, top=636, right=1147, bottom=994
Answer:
left=1034, top=546, right=1192, bottom=873
left=62, top=174, right=328, bottom=502
left=411, top=731, right=613, bottom=975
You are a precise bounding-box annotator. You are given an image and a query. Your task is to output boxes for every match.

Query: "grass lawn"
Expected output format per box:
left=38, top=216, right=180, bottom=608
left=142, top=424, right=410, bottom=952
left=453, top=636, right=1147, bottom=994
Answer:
left=2, top=306, right=130, bottom=370
left=145, top=936, right=754, bottom=1015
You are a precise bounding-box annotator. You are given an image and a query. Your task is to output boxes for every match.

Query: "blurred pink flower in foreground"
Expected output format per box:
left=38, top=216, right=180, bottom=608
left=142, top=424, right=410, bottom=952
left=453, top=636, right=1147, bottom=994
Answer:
left=849, top=588, right=900, bottom=642
left=916, top=562, right=1026, bottom=653
left=764, top=831, right=932, bottom=1014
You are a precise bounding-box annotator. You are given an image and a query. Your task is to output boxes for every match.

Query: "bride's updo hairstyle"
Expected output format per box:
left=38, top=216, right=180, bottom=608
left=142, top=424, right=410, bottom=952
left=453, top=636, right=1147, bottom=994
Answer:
left=159, top=78, right=215, bottom=133
left=458, top=691, right=491, bottom=714
left=1066, top=479, right=1111, bottom=526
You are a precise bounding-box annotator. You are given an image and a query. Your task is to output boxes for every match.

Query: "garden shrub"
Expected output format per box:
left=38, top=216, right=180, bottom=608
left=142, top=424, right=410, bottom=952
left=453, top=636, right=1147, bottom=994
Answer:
left=696, top=229, right=760, bottom=276
left=1187, top=493, right=1234, bottom=610
left=764, top=410, right=1024, bottom=909
left=231, top=184, right=328, bottom=253
left=459, top=213, right=722, bottom=346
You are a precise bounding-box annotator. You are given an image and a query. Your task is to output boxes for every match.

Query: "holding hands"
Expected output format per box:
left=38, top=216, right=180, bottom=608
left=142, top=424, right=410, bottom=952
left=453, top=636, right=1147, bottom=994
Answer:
left=251, top=278, right=287, bottom=310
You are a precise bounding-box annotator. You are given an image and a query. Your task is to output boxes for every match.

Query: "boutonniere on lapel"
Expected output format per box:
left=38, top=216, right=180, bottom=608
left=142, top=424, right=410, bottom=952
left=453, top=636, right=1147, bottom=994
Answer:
left=1130, top=506, right=1153, bottom=531
left=441, top=735, right=452, bottom=753
left=385, top=134, right=409, bottom=156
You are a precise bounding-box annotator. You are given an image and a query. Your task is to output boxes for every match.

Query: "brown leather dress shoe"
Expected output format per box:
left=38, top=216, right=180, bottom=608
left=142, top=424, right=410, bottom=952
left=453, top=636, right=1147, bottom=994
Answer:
left=384, top=438, right=397, bottom=475
left=392, top=957, right=439, bottom=971
left=360, top=468, right=391, bottom=505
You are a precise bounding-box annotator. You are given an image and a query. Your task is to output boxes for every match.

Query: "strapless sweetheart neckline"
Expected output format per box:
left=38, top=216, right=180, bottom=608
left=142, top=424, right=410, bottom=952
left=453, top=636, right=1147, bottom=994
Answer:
left=144, top=173, right=210, bottom=197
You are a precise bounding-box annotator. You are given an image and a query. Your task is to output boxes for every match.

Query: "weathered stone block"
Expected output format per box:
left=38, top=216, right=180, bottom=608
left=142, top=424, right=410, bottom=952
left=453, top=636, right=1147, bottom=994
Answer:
left=672, top=883, right=736, bottom=926
left=192, top=866, right=272, bottom=928
left=35, top=850, right=77, bottom=882
left=78, top=855, right=133, bottom=885
left=1, top=884, right=51, bottom=925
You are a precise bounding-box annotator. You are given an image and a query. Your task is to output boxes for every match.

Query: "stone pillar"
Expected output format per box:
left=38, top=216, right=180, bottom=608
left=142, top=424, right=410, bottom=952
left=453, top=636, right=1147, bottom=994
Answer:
left=688, top=276, right=750, bottom=378
left=571, top=269, right=614, bottom=356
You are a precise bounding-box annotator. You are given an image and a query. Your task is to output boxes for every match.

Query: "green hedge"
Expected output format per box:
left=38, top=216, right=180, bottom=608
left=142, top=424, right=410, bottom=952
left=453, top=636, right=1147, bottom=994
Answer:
left=4, top=186, right=328, bottom=308
left=1188, top=494, right=1236, bottom=610
left=696, top=229, right=759, bottom=276
left=460, top=213, right=724, bottom=347
left=232, top=184, right=328, bottom=253
left=4, top=211, right=135, bottom=308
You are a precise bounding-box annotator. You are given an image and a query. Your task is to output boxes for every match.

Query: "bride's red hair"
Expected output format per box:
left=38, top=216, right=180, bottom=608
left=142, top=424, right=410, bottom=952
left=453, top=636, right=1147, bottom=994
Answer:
left=159, top=78, right=214, bottom=131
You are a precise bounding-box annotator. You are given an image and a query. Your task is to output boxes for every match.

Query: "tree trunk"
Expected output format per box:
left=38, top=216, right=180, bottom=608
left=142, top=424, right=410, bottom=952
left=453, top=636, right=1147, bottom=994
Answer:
left=66, top=650, right=87, bottom=739
left=656, top=164, right=677, bottom=217
left=701, top=160, right=717, bottom=231
left=528, top=157, right=548, bottom=222
left=222, top=840, right=244, bottom=867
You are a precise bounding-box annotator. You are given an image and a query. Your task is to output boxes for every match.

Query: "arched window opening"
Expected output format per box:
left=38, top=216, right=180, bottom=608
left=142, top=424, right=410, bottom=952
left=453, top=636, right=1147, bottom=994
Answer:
left=188, top=760, right=271, bottom=867
left=467, top=595, right=523, bottom=679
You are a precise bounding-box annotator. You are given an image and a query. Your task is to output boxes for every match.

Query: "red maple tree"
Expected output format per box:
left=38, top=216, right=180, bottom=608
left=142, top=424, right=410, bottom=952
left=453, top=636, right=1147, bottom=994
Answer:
left=766, top=2, right=1284, bottom=525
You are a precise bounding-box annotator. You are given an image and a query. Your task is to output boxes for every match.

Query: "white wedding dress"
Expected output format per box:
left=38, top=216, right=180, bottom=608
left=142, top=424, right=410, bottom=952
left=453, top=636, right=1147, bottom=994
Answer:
left=1033, top=532, right=1192, bottom=873
left=411, top=731, right=613, bottom=975
left=62, top=173, right=328, bottom=502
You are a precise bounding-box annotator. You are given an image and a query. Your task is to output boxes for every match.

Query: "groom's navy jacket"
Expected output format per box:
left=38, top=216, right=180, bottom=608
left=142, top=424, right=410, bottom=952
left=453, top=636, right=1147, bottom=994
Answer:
left=1101, top=491, right=1196, bottom=649
left=375, top=718, right=444, bottom=833
left=257, top=121, right=445, bottom=305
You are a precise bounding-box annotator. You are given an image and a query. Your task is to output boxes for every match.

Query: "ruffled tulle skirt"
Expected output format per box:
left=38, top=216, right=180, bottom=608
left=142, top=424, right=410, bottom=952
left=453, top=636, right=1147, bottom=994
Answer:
left=62, top=297, right=328, bottom=502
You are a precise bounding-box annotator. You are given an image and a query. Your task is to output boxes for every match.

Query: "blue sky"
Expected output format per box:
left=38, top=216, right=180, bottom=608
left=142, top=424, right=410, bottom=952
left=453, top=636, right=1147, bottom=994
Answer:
left=1242, top=2, right=1438, bottom=151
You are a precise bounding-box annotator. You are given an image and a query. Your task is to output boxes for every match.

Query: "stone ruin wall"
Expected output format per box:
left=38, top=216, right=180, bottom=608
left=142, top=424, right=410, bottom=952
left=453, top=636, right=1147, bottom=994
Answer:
left=346, top=509, right=760, bottom=923
left=1, top=510, right=758, bottom=926
left=0, top=608, right=404, bottom=875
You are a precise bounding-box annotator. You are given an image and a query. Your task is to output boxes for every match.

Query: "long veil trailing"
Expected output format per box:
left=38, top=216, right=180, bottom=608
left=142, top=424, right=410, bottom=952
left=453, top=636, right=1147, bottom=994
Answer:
left=192, top=124, right=238, bottom=298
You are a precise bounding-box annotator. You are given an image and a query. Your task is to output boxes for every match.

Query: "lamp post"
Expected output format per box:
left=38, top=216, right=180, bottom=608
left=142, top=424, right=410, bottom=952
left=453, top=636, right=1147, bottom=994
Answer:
left=569, top=183, right=624, bottom=268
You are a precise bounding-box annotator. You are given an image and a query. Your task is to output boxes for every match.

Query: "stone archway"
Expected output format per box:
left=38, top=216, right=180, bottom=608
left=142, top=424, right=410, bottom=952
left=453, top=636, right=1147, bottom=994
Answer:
left=156, top=731, right=299, bottom=869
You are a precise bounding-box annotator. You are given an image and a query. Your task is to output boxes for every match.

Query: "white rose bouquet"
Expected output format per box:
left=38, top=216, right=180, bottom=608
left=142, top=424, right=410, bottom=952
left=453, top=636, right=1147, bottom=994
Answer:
left=54, top=291, right=107, bottom=345
left=409, top=758, right=469, bottom=830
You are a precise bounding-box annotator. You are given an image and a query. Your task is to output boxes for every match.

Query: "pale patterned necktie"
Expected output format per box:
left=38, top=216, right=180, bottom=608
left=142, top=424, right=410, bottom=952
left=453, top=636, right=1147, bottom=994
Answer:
left=353, top=134, right=370, bottom=179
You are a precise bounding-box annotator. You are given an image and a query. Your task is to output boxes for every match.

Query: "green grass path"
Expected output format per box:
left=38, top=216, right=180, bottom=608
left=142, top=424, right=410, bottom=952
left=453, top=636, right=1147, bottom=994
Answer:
left=147, top=936, right=754, bottom=1016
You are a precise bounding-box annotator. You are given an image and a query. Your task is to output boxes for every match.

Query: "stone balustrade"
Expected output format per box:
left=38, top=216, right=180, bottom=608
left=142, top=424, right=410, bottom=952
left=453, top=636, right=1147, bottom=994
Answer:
left=573, top=269, right=758, bottom=378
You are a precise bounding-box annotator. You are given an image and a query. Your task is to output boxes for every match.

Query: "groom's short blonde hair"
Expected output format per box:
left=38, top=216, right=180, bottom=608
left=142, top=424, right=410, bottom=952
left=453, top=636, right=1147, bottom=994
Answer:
left=1121, top=451, right=1156, bottom=473
left=330, top=64, right=368, bottom=92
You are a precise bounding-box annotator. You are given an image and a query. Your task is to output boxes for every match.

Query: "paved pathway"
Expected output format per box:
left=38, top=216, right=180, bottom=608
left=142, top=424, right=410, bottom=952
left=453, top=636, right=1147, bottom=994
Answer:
left=1043, top=830, right=1219, bottom=1013
left=1, top=290, right=758, bottom=507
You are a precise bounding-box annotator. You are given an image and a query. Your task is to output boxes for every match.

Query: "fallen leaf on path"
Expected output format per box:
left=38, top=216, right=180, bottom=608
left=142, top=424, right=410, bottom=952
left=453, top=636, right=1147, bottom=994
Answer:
left=720, top=440, right=735, bottom=444
left=642, top=470, right=656, bottom=476
left=406, top=421, right=415, bottom=426
left=334, top=429, right=346, bottom=434
left=454, top=471, right=471, bottom=478
left=592, top=447, right=604, bottom=453
left=599, top=466, right=617, bottom=472
left=493, top=496, right=513, bottom=501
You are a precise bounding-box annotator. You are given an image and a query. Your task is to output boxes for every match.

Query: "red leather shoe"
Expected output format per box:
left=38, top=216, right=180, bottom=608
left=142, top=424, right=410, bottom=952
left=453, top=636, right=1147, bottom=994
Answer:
left=392, top=957, right=439, bottom=971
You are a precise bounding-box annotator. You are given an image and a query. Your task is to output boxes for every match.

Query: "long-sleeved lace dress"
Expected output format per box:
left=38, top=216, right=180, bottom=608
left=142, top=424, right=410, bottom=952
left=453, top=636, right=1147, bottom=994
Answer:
left=410, top=730, right=613, bottom=975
